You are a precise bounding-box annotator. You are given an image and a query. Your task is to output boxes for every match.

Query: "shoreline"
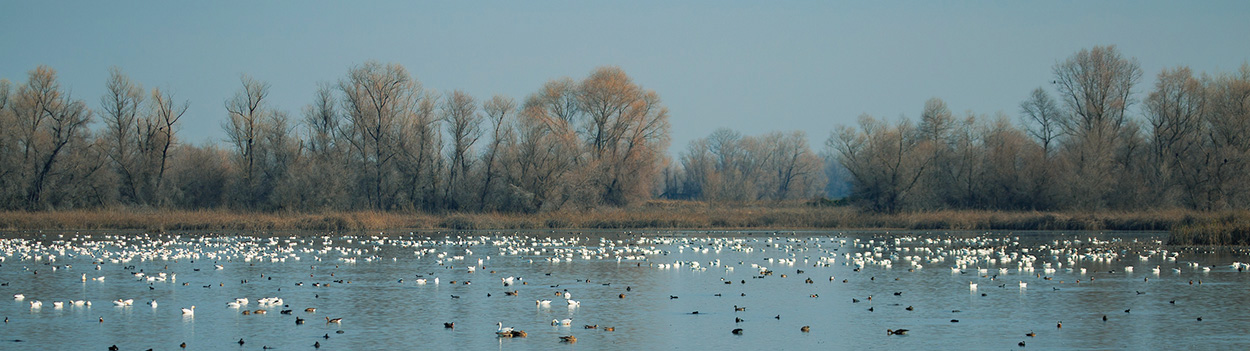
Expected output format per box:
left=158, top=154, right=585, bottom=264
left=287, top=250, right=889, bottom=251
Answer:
left=3, top=204, right=1247, bottom=246
left=0, top=203, right=1239, bottom=234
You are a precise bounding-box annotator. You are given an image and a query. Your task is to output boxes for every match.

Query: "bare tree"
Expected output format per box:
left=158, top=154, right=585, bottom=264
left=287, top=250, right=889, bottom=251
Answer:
left=146, top=87, right=188, bottom=206
left=764, top=131, right=825, bottom=200
left=1198, top=63, right=1250, bottom=209
left=9, top=67, right=94, bottom=209
left=100, top=67, right=145, bottom=204
left=479, top=95, right=515, bottom=210
left=828, top=115, right=934, bottom=213
left=1052, top=45, right=1142, bottom=209
left=502, top=83, right=584, bottom=212
left=223, top=75, right=272, bottom=209
left=1143, top=67, right=1206, bottom=206
left=918, top=98, right=954, bottom=143
left=339, top=62, right=423, bottom=210
left=577, top=66, right=671, bottom=206
left=295, top=83, right=350, bottom=210
left=441, top=90, right=481, bottom=210
left=1019, top=87, right=1064, bottom=155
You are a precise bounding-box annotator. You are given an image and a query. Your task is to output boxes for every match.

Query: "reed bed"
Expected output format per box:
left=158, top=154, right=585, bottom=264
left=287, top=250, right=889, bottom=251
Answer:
left=0, top=205, right=1240, bottom=245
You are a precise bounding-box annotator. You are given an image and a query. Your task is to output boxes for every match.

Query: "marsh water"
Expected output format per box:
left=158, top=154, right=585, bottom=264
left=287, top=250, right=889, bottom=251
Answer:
left=0, top=229, right=1248, bottom=350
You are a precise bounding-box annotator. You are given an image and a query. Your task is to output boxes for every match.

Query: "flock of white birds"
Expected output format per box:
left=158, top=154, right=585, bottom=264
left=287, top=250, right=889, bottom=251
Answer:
left=0, top=230, right=1245, bottom=348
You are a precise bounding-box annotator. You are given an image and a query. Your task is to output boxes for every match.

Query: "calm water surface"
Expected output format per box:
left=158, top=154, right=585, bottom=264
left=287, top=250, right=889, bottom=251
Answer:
left=0, top=230, right=1248, bottom=350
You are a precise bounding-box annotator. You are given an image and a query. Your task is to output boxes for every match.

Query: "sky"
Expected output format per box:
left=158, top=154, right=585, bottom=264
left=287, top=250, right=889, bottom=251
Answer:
left=2, top=1, right=1248, bottom=154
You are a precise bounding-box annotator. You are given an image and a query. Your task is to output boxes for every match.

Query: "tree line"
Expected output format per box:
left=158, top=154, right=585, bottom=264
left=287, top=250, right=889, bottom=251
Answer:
left=1, top=46, right=1246, bottom=214
left=828, top=46, right=1250, bottom=213
left=0, top=63, right=670, bottom=212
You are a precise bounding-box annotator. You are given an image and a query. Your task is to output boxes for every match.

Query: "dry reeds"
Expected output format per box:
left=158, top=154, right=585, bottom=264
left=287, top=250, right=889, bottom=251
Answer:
left=0, top=205, right=1240, bottom=242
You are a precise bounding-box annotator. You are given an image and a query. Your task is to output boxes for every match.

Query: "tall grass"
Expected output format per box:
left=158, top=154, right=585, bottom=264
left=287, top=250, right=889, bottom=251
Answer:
left=0, top=204, right=1235, bottom=242
left=1166, top=211, right=1250, bottom=246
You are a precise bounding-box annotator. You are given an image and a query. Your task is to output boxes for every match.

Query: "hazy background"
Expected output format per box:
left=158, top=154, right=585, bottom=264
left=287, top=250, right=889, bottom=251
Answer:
left=2, top=1, right=1248, bottom=151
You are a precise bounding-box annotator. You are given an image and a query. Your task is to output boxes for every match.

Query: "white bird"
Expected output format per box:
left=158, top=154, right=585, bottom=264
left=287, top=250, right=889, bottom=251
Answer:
left=567, top=299, right=580, bottom=307
left=1018, top=281, right=1027, bottom=288
left=52, top=301, right=64, bottom=308
left=181, top=306, right=196, bottom=315
left=149, top=300, right=158, bottom=308
left=30, top=300, right=42, bottom=308
left=13, top=294, right=24, bottom=300
left=561, top=318, right=573, bottom=326
left=536, top=299, right=552, bottom=307
left=227, top=301, right=241, bottom=308
left=496, top=322, right=514, bottom=335
left=113, top=299, right=127, bottom=307
left=563, top=292, right=572, bottom=299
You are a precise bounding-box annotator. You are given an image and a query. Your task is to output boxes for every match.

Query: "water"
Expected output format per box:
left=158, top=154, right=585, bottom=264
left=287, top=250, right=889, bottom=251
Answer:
left=1, top=230, right=1249, bottom=350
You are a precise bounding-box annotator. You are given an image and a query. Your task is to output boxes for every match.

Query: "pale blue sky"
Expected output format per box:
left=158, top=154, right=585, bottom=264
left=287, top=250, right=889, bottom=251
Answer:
left=2, top=1, right=1248, bottom=152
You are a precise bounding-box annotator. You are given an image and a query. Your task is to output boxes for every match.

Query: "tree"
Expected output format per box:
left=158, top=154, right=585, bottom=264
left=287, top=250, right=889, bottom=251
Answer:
left=223, top=75, right=274, bottom=209
left=1052, top=45, right=1142, bottom=209
left=829, top=115, right=934, bottom=213
left=8, top=66, right=94, bottom=210
left=339, top=61, right=425, bottom=210
left=577, top=66, right=671, bottom=206
left=100, top=67, right=145, bottom=204
left=1199, top=63, right=1250, bottom=209
left=1143, top=67, right=1206, bottom=206
left=145, top=87, right=189, bottom=206
left=441, top=90, right=481, bottom=210
left=294, top=83, right=350, bottom=210
left=1020, top=87, right=1063, bottom=156
left=503, top=80, right=584, bottom=211
left=478, top=95, right=515, bottom=210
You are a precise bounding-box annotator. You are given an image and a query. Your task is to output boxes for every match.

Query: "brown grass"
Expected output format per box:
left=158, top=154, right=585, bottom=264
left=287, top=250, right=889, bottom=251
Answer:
left=0, top=203, right=1237, bottom=239
left=1166, top=210, right=1250, bottom=246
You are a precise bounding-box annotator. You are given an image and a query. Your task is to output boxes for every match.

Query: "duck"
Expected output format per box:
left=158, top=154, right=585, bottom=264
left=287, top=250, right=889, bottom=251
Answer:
left=801, top=326, right=810, bottom=332
left=326, top=316, right=343, bottom=324
left=444, top=322, right=455, bottom=328
left=887, top=329, right=909, bottom=335
left=559, top=335, right=577, bottom=343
